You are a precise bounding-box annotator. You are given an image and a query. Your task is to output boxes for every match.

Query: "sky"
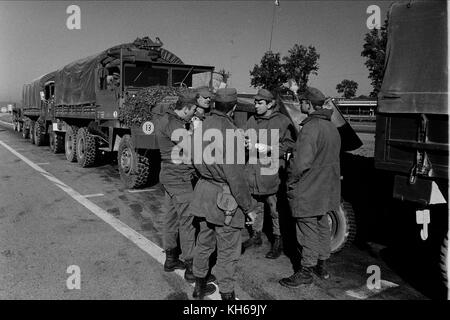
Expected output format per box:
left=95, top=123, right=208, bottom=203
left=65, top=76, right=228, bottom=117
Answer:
left=0, top=0, right=392, bottom=103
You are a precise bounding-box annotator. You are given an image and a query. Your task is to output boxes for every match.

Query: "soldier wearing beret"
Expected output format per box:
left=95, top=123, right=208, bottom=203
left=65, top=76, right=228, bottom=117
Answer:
left=157, top=91, right=199, bottom=280
left=242, top=88, right=296, bottom=259
left=188, top=88, right=258, bottom=300
left=280, top=87, right=341, bottom=287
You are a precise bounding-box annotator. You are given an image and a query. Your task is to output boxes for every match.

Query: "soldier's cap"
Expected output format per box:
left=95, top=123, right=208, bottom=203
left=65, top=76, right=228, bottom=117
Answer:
left=214, top=88, right=237, bottom=103
left=195, top=86, right=213, bottom=98
left=298, top=87, right=326, bottom=106
left=254, top=88, right=274, bottom=101
left=178, top=91, right=198, bottom=105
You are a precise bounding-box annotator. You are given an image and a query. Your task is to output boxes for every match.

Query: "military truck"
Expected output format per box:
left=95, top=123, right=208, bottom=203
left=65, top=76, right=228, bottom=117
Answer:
left=20, top=37, right=214, bottom=188
left=375, top=1, right=448, bottom=287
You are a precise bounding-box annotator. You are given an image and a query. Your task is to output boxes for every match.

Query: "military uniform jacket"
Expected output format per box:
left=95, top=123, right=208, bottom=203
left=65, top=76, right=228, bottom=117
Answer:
left=287, top=109, right=341, bottom=218
left=157, top=108, right=195, bottom=200
left=245, top=109, right=296, bottom=195
left=188, top=110, right=256, bottom=228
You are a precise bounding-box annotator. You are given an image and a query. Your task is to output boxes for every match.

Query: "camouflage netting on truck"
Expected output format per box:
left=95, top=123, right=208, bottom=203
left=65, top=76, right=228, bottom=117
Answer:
left=118, top=86, right=189, bottom=127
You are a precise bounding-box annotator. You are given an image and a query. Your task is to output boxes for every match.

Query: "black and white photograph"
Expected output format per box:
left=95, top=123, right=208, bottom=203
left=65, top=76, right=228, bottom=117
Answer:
left=0, top=0, right=448, bottom=307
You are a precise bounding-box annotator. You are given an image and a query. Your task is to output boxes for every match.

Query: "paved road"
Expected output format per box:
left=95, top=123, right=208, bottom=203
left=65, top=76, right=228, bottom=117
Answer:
left=0, top=121, right=432, bottom=300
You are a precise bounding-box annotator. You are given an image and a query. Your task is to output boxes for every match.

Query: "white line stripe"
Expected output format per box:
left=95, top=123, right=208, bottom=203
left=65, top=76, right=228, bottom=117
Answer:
left=0, top=138, right=223, bottom=300
left=127, top=188, right=157, bottom=193
left=35, top=162, right=50, bottom=165
left=0, top=120, right=13, bottom=127
left=83, top=193, right=105, bottom=198
left=345, top=280, right=399, bottom=299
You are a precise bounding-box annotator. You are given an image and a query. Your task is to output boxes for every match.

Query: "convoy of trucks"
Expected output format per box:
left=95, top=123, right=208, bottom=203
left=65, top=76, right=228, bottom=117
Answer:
left=7, top=1, right=449, bottom=284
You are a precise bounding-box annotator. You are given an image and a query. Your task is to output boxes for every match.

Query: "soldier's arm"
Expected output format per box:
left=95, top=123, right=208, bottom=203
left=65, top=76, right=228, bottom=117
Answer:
left=290, top=127, right=317, bottom=179
left=222, top=164, right=255, bottom=214
left=279, top=121, right=296, bottom=157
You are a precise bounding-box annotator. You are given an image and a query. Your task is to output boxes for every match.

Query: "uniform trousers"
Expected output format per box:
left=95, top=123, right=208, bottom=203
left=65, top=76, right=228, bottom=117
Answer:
left=296, top=214, right=331, bottom=267
left=193, top=218, right=241, bottom=294
left=163, top=191, right=195, bottom=261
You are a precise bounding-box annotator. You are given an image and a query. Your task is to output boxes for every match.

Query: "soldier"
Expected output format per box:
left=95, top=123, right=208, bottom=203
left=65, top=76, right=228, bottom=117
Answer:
left=280, top=87, right=341, bottom=287
left=189, top=86, right=213, bottom=135
left=157, top=91, right=198, bottom=280
left=242, top=88, right=296, bottom=259
left=188, top=88, right=258, bottom=300
left=194, top=86, right=213, bottom=119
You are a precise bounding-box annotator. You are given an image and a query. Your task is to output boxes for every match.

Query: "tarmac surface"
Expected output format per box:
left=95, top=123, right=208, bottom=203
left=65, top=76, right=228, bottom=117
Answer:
left=0, top=114, right=446, bottom=300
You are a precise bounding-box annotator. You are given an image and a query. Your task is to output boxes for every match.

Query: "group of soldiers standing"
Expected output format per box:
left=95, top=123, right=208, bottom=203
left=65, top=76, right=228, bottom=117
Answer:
left=156, top=84, right=341, bottom=300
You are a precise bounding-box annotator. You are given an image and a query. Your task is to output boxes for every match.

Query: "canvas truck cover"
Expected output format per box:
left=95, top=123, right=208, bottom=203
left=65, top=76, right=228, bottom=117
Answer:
left=378, top=0, right=448, bottom=114
left=22, top=71, right=56, bottom=109
left=54, top=38, right=184, bottom=106
left=54, top=54, right=99, bottom=106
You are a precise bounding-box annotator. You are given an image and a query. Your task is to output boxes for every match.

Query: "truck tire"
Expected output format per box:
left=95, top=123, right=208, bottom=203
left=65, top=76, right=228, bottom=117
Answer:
left=49, top=126, right=64, bottom=154
left=34, top=121, right=47, bottom=146
left=118, top=134, right=150, bottom=189
left=441, top=233, right=448, bottom=290
left=328, top=200, right=357, bottom=253
left=65, top=125, right=78, bottom=162
left=29, top=121, right=36, bottom=144
left=22, top=124, right=29, bottom=139
left=76, top=127, right=98, bottom=167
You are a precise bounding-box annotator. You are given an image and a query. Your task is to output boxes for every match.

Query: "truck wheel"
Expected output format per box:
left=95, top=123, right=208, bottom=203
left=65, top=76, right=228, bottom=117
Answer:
left=328, top=200, right=357, bottom=253
left=118, top=134, right=149, bottom=189
left=65, top=125, right=78, bottom=162
left=22, top=125, right=29, bottom=139
left=29, top=121, right=36, bottom=144
left=76, top=127, right=98, bottom=167
left=49, top=127, right=65, bottom=154
left=34, top=121, right=47, bottom=146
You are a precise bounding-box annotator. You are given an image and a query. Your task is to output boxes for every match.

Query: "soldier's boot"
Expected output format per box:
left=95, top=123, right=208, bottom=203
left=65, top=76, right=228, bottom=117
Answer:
left=279, top=267, right=313, bottom=288
left=242, top=231, right=263, bottom=251
left=184, top=259, right=196, bottom=282
left=184, top=260, right=216, bottom=283
left=192, top=277, right=216, bottom=300
left=265, top=235, right=283, bottom=259
left=220, top=291, right=236, bottom=300
left=163, top=248, right=185, bottom=272
left=312, top=259, right=330, bottom=280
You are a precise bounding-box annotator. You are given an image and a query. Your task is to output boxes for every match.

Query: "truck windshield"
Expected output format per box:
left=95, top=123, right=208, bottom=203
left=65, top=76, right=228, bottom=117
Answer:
left=123, top=62, right=213, bottom=89
left=124, top=63, right=169, bottom=87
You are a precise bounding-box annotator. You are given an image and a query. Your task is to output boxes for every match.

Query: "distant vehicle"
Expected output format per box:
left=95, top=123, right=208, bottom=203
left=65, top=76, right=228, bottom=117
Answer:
left=18, top=37, right=214, bottom=188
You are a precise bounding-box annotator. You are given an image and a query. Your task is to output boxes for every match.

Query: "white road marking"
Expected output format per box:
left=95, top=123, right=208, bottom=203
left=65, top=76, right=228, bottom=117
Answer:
left=83, top=193, right=105, bottom=198
left=0, top=120, right=13, bottom=127
left=0, top=138, right=223, bottom=300
left=346, top=280, right=399, bottom=299
left=35, top=162, right=50, bottom=165
left=127, top=188, right=157, bottom=193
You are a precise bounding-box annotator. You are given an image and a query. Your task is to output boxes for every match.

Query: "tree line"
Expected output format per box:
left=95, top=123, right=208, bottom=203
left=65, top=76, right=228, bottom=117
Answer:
left=241, top=18, right=388, bottom=99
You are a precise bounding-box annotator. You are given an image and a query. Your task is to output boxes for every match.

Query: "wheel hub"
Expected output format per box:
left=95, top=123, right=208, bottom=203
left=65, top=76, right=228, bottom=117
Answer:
left=120, top=148, right=133, bottom=173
